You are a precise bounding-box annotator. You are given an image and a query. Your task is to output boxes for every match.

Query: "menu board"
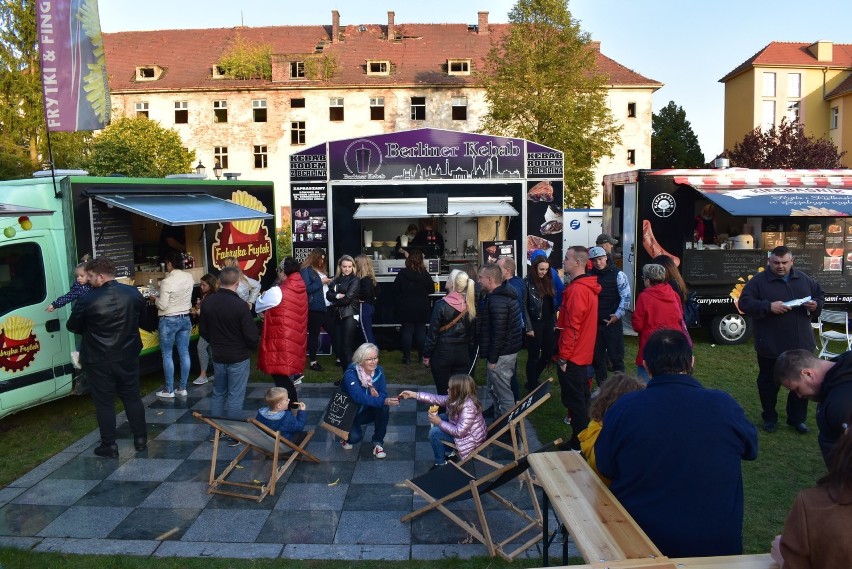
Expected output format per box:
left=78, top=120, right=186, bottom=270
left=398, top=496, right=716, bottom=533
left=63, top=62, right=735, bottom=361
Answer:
left=682, top=250, right=766, bottom=284
left=482, top=240, right=516, bottom=265
left=91, top=201, right=134, bottom=279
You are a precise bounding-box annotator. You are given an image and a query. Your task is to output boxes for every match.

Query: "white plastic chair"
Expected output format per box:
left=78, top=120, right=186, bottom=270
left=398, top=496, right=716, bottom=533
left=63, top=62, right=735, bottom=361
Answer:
left=816, top=310, right=852, bottom=359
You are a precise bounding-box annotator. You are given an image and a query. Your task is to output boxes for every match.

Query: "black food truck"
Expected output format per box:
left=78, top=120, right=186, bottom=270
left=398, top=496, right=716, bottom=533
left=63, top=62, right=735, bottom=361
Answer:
left=603, top=167, right=852, bottom=344
left=288, top=128, right=564, bottom=343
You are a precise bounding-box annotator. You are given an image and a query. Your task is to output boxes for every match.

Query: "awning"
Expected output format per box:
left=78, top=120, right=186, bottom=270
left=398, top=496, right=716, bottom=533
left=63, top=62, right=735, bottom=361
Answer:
left=93, top=194, right=272, bottom=226
left=688, top=186, right=852, bottom=217
left=353, top=201, right=518, bottom=219
left=0, top=204, right=54, bottom=217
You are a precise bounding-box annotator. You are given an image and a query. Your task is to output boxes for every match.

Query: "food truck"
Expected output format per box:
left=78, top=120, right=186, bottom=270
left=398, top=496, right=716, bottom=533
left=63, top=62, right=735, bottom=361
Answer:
left=288, top=128, right=564, bottom=341
left=603, top=167, right=852, bottom=344
left=0, top=173, right=275, bottom=419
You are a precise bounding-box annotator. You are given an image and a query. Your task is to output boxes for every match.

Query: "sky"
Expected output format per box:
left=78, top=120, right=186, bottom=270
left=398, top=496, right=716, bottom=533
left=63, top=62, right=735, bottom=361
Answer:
left=98, top=0, right=852, bottom=162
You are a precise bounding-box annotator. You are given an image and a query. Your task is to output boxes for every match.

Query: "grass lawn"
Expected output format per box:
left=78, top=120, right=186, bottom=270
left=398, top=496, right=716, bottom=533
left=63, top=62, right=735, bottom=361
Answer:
left=0, top=329, right=827, bottom=566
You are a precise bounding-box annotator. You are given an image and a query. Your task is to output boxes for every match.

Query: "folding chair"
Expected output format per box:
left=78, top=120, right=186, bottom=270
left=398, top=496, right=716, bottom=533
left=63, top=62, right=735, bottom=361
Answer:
left=816, top=309, right=852, bottom=359
left=401, top=439, right=564, bottom=561
left=445, top=378, right=553, bottom=469
left=192, top=412, right=320, bottom=502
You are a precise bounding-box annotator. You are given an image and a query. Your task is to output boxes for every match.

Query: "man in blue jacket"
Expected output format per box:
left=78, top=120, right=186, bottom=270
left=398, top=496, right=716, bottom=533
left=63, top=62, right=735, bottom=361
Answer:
left=738, top=246, right=823, bottom=434
left=595, top=329, right=758, bottom=558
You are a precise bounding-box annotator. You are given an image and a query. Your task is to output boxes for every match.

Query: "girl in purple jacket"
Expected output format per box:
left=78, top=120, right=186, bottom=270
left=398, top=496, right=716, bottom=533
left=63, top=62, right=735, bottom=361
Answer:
left=400, top=374, right=486, bottom=468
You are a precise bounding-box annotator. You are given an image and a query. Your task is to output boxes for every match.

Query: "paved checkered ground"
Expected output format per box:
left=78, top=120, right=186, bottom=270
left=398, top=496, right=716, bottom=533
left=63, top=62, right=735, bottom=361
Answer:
left=0, top=383, right=578, bottom=560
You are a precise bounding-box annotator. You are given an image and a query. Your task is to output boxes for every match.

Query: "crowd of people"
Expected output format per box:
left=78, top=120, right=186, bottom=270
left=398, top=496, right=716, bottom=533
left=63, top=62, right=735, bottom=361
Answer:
left=61, top=233, right=852, bottom=566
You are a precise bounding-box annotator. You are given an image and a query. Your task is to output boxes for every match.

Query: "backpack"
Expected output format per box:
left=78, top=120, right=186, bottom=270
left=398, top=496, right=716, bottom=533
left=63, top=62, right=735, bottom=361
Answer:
left=683, top=291, right=701, bottom=327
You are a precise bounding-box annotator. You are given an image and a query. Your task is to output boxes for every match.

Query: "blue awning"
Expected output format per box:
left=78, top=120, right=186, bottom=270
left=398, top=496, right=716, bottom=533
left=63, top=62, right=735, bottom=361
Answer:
left=693, top=187, right=852, bottom=217
left=93, top=194, right=272, bottom=226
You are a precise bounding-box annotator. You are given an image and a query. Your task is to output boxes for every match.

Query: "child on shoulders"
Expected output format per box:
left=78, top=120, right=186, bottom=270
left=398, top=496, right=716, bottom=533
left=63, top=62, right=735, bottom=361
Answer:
left=400, top=374, right=487, bottom=468
left=255, top=387, right=307, bottom=439
left=579, top=373, right=645, bottom=486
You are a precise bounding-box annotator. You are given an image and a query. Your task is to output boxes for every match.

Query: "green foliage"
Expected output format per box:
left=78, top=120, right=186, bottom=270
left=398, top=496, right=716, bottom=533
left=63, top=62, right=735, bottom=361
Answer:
left=727, top=118, right=846, bottom=168
left=276, top=226, right=293, bottom=259
left=651, top=101, right=705, bottom=168
left=479, top=0, right=620, bottom=208
left=85, top=117, right=195, bottom=177
left=217, top=35, right=272, bottom=80
left=304, top=53, right=339, bottom=82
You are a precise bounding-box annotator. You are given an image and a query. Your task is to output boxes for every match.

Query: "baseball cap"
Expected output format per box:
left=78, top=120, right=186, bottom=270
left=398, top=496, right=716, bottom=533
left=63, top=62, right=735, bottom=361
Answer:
left=596, top=233, right=618, bottom=245
left=588, top=246, right=607, bottom=259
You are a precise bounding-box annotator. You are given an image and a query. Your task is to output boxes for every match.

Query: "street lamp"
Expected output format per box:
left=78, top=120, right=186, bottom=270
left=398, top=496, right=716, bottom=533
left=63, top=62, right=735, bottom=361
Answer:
left=213, top=160, right=223, bottom=180
left=195, top=161, right=206, bottom=177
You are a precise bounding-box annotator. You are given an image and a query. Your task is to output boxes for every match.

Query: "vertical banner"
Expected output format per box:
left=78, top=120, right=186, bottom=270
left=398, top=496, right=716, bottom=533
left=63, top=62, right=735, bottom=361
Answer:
left=37, top=0, right=110, bottom=132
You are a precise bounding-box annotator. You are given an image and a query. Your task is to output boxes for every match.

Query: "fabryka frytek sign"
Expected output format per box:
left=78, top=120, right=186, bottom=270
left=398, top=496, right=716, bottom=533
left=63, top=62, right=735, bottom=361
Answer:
left=328, top=129, right=525, bottom=181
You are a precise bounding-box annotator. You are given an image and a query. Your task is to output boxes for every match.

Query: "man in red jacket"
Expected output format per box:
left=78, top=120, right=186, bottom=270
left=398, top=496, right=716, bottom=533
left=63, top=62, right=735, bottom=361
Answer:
left=557, top=246, right=601, bottom=449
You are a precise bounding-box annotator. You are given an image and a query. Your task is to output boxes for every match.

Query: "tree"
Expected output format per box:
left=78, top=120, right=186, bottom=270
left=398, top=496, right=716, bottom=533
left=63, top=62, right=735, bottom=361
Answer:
left=651, top=101, right=705, bottom=168
left=85, top=117, right=195, bottom=177
left=727, top=119, right=845, bottom=169
left=0, top=0, right=90, bottom=177
left=479, top=0, right=620, bottom=207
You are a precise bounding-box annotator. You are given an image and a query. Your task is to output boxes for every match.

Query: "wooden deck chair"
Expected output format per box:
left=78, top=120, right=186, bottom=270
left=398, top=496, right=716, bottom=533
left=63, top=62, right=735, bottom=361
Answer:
left=192, top=412, right=320, bottom=503
left=402, top=439, right=563, bottom=561
left=445, top=378, right=553, bottom=469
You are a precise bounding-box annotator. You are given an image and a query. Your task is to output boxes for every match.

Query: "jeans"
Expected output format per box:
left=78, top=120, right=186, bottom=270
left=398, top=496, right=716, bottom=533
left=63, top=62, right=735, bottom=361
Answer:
left=347, top=404, right=389, bottom=445
left=87, top=358, right=147, bottom=445
left=359, top=302, right=376, bottom=345
left=210, top=359, right=250, bottom=432
left=557, top=360, right=590, bottom=450
left=757, top=354, right=807, bottom=424
left=487, top=353, right=518, bottom=416
left=159, top=315, right=191, bottom=392
left=400, top=322, right=426, bottom=362
left=593, top=321, right=626, bottom=384
left=526, top=320, right=556, bottom=388
left=429, top=414, right=454, bottom=464
left=307, top=310, right=333, bottom=361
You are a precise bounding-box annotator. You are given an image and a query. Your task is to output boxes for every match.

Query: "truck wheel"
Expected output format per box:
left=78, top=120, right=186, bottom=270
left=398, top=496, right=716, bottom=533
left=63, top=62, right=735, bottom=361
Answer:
left=710, top=314, right=751, bottom=345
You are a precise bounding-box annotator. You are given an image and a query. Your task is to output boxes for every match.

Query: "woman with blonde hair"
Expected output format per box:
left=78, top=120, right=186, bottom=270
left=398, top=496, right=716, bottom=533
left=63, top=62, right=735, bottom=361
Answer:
left=300, top=248, right=333, bottom=371
left=422, top=269, right=476, bottom=395
left=326, top=255, right=359, bottom=369
left=222, top=256, right=261, bottom=309
left=354, top=254, right=378, bottom=345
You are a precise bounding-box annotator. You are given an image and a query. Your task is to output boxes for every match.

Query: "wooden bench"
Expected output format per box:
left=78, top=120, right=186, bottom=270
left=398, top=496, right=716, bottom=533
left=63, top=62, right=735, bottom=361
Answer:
left=528, top=451, right=663, bottom=565
left=528, top=451, right=778, bottom=569
left=548, top=553, right=778, bottom=568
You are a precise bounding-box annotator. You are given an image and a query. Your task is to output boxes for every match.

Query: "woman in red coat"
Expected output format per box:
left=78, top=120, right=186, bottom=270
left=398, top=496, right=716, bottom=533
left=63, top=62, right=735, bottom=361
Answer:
left=256, top=257, right=308, bottom=404
left=632, top=263, right=686, bottom=383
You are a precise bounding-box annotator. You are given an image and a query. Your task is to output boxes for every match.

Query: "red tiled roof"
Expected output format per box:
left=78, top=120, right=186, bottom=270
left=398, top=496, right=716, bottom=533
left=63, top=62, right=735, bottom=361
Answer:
left=719, top=41, right=852, bottom=83
left=103, top=23, right=660, bottom=92
left=827, top=73, right=852, bottom=99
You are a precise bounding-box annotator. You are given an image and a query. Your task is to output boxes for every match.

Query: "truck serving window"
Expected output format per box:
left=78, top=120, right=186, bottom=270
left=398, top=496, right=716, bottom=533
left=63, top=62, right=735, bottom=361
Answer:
left=0, top=242, right=46, bottom=317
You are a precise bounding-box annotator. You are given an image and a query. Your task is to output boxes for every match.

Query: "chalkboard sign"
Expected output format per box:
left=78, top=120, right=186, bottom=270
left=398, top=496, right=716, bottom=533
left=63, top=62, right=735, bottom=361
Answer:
left=319, top=387, right=357, bottom=440
left=91, top=201, right=134, bottom=279
left=682, top=249, right=765, bottom=285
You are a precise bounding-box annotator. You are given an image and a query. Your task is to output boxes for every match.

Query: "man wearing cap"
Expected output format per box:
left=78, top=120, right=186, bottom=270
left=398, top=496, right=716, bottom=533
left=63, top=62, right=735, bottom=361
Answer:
left=596, top=233, right=618, bottom=265
left=588, top=246, right=630, bottom=388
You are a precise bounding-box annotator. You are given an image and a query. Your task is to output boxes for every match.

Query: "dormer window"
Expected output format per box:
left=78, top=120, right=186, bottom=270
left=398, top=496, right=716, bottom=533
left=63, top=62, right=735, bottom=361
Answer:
left=367, top=60, right=390, bottom=76
left=212, top=65, right=227, bottom=79
left=135, top=65, right=163, bottom=81
left=447, top=59, right=471, bottom=76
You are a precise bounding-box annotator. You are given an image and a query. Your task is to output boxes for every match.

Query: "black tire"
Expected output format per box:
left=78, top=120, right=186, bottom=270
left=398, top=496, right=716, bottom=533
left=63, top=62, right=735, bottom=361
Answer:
left=709, top=313, right=751, bottom=345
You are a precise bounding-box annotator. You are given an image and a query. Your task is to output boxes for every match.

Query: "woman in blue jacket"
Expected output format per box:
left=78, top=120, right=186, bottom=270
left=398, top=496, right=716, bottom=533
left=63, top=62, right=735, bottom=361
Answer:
left=300, top=248, right=333, bottom=372
left=340, top=343, right=399, bottom=459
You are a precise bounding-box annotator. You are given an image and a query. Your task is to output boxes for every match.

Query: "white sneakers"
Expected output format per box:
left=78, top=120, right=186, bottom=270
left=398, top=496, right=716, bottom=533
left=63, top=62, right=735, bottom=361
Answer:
left=175, top=388, right=188, bottom=397
left=340, top=440, right=353, bottom=450
left=156, top=388, right=188, bottom=398
left=373, top=445, right=386, bottom=459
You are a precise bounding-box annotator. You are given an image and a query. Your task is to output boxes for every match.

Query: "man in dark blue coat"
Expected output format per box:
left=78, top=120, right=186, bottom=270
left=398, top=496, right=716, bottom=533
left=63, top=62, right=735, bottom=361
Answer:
left=595, top=329, right=758, bottom=558
left=738, top=246, right=823, bottom=434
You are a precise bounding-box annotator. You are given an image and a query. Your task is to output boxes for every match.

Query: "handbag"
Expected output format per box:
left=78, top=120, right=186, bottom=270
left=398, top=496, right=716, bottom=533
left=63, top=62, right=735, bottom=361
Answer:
left=438, top=308, right=467, bottom=332
left=683, top=291, right=700, bottom=327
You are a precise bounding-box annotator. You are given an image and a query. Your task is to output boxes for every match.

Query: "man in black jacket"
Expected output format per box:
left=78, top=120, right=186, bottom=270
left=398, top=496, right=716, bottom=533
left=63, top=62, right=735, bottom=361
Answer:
left=67, top=257, right=147, bottom=458
left=477, top=263, right=523, bottom=416
left=739, top=246, right=823, bottom=434
left=200, top=266, right=259, bottom=428
left=775, top=349, right=852, bottom=466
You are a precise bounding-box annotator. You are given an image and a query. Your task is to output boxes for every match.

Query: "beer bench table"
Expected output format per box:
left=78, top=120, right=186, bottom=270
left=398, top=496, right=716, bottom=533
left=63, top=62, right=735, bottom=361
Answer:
left=528, top=451, right=778, bottom=569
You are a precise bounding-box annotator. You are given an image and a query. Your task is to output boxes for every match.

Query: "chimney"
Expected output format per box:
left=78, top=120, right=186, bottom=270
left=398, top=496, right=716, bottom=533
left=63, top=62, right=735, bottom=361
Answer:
left=808, top=40, right=833, bottom=62
left=477, top=11, right=489, bottom=34
left=387, top=11, right=395, bottom=41
left=331, top=10, right=340, bottom=43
